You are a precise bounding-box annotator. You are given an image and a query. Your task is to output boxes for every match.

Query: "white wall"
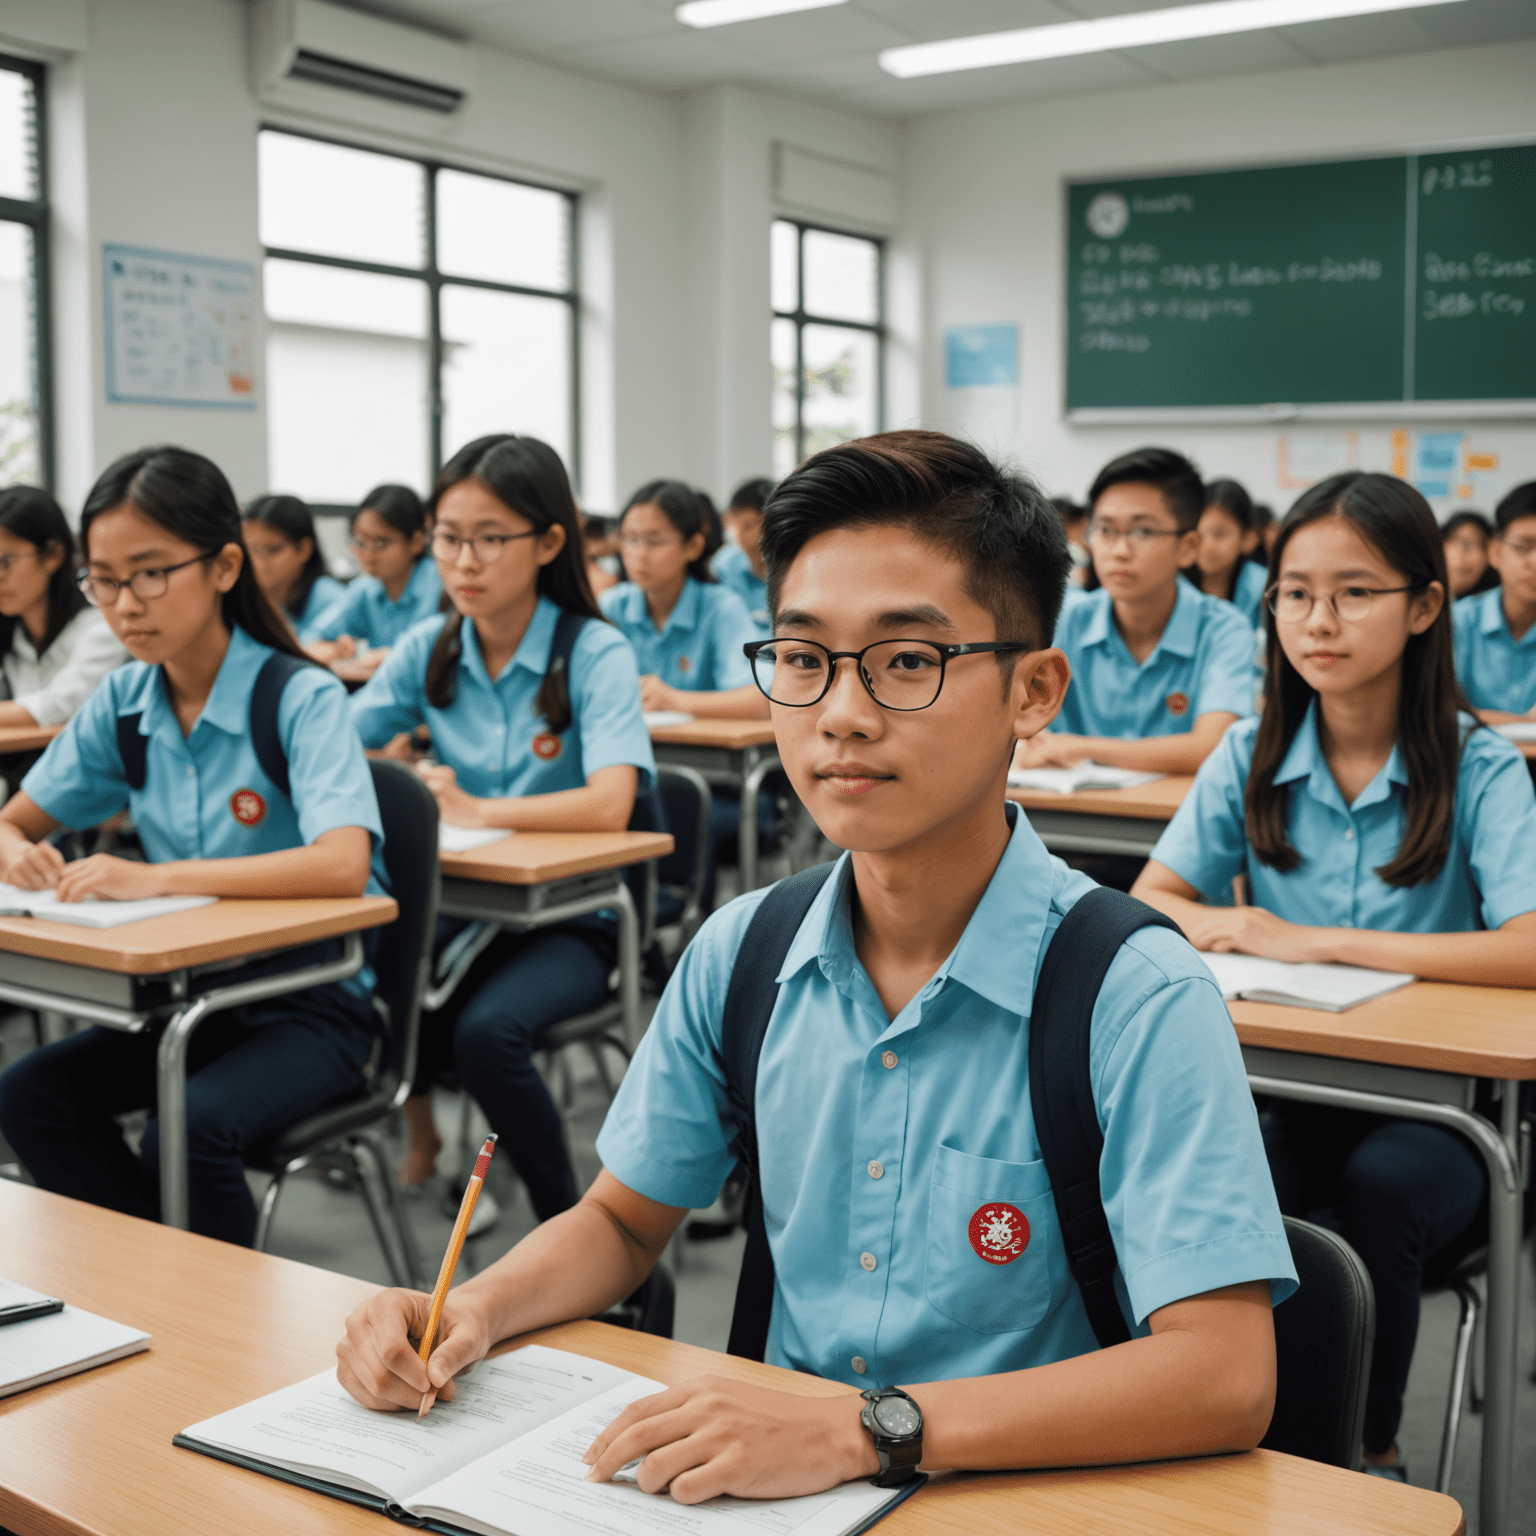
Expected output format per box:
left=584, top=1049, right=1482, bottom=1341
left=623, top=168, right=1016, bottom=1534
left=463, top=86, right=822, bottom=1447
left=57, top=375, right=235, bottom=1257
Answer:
left=900, top=40, right=1536, bottom=517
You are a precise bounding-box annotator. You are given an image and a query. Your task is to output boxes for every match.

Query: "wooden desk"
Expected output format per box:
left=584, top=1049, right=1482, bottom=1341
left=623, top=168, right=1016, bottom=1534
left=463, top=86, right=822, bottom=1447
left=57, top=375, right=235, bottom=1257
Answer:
left=1232, top=982, right=1535, bottom=1536
left=0, top=1180, right=1464, bottom=1536
left=1005, top=776, right=1193, bottom=857
left=0, top=895, right=396, bottom=1231
left=437, top=830, right=673, bottom=1050
left=0, top=722, right=62, bottom=756
left=649, top=718, right=779, bottom=890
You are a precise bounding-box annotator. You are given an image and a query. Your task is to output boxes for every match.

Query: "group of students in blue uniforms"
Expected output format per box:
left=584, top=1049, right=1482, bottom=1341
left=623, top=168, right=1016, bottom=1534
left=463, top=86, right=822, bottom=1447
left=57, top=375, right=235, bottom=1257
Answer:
left=0, top=424, right=1533, bottom=1495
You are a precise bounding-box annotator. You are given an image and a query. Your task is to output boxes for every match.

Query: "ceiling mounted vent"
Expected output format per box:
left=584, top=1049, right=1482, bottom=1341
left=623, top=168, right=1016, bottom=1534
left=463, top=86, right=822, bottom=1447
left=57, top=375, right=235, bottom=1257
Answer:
left=249, top=0, right=475, bottom=115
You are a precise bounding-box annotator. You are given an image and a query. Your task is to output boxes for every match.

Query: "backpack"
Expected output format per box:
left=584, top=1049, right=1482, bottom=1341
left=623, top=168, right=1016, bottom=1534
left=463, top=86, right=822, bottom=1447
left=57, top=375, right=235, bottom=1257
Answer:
left=719, top=861, right=1180, bottom=1362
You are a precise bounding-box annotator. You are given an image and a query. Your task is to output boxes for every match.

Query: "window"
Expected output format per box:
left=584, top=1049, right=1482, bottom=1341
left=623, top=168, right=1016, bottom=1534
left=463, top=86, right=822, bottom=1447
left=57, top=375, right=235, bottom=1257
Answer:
left=258, top=128, right=578, bottom=504
left=0, top=55, right=51, bottom=490
left=771, top=219, right=883, bottom=479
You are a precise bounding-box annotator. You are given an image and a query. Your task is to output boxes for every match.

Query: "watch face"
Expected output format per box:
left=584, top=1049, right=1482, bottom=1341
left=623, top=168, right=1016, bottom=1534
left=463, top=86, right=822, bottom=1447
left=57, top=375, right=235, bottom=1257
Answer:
left=873, top=1395, right=921, bottom=1437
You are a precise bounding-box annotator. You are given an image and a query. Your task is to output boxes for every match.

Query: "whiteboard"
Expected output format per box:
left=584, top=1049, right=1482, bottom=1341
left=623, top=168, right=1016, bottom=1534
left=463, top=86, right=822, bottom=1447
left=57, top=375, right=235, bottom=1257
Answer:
left=103, top=244, right=257, bottom=409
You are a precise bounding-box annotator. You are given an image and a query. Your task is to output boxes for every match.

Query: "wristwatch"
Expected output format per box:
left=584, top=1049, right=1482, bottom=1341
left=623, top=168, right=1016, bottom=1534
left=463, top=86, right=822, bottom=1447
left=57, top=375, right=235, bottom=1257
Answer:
left=859, top=1387, right=924, bottom=1487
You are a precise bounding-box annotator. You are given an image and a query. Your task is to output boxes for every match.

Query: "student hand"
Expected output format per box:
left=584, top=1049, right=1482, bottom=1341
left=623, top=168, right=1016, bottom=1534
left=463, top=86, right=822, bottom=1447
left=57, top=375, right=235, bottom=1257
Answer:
left=53, top=854, right=169, bottom=903
left=0, top=837, right=67, bottom=890
left=1015, top=731, right=1093, bottom=768
left=417, top=763, right=489, bottom=829
left=638, top=675, right=679, bottom=712
left=582, top=1376, right=877, bottom=1504
left=1186, top=904, right=1328, bottom=961
left=333, top=635, right=358, bottom=660
left=336, top=1287, right=495, bottom=1413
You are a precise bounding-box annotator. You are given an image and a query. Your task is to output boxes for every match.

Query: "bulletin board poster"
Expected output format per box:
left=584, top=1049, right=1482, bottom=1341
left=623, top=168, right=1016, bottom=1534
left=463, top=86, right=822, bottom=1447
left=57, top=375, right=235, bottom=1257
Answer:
left=103, top=245, right=257, bottom=408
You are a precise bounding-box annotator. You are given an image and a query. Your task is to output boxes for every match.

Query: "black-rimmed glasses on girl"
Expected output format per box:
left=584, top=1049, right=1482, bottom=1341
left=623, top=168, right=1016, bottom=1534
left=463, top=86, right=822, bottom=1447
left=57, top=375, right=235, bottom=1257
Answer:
left=743, top=638, right=1031, bottom=712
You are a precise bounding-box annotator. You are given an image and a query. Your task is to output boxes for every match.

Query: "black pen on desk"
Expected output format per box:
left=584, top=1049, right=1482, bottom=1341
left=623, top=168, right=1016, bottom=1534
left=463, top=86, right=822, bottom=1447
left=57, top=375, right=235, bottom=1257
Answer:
left=0, top=1297, right=65, bottom=1326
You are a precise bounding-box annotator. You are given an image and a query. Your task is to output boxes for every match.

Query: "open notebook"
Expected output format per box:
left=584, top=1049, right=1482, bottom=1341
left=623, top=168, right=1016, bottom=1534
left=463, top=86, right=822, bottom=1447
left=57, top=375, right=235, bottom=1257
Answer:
left=0, top=1278, right=149, bottom=1397
left=641, top=711, right=695, bottom=729
left=440, top=826, right=513, bottom=854
left=0, top=886, right=214, bottom=929
left=1007, top=763, right=1164, bottom=795
left=1200, top=953, right=1415, bottom=1011
left=175, top=1344, right=920, bottom=1536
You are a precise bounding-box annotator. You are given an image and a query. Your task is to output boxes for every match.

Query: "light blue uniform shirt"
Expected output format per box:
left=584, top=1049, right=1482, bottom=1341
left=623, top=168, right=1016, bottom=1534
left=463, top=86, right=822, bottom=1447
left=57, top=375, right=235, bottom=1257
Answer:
left=1229, top=560, right=1268, bottom=631
left=291, top=573, right=347, bottom=643
left=1151, top=706, right=1536, bottom=932
left=1453, top=588, right=1536, bottom=716
left=599, top=579, right=756, bottom=692
left=713, top=543, right=771, bottom=637
left=309, top=557, right=442, bottom=649
left=1056, top=580, right=1257, bottom=738
left=350, top=599, right=654, bottom=796
left=597, top=807, right=1296, bottom=1388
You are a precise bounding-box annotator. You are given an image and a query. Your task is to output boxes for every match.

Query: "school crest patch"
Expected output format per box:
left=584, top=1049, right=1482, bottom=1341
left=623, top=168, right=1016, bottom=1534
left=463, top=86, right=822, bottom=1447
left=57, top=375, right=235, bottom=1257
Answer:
left=230, top=788, right=267, bottom=827
left=531, top=732, right=563, bottom=761
left=968, top=1202, right=1030, bottom=1266
left=677, top=655, right=692, bottom=674
left=1165, top=690, right=1190, bottom=717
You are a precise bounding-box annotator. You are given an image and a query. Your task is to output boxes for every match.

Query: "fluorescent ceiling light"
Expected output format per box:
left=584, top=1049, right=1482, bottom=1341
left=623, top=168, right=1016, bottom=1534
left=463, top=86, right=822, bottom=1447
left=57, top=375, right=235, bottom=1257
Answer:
left=879, top=0, right=1467, bottom=78
left=677, top=0, right=848, bottom=28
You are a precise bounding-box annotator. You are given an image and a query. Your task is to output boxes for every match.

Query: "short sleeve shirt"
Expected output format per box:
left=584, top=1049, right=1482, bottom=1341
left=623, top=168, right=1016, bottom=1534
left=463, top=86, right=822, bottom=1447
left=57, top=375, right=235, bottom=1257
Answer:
left=1453, top=588, right=1536, bottom=715
left=1150, top=706, right=1536, bottom=931
left=597, top=807, right=1296, bottom=1389
left=292, top=574, right=348, bottom=642
left=350, top=600, right=655, bottom=796
left=599, top=579, right=756, bottom=692
left=309, top=558, right=443, bottom=649
left=713, top=544, right=771, bottom=637
left=1055, top=581, right=1257, bottom=738
left=1230, top=560, right=1268, bottom=633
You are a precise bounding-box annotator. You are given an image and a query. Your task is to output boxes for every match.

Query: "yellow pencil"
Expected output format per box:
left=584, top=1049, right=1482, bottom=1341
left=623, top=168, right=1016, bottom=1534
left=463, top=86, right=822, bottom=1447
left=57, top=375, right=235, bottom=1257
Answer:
left=416, top=1133, right=497, bottom=1419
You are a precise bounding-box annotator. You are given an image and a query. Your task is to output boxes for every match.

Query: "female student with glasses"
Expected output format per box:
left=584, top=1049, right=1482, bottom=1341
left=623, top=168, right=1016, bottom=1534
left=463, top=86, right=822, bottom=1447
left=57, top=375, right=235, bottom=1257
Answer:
left=242, top=494, right=347, bottom=642
left=1133, top=470, right=1536, bottom=1481
left=349, top=434, right=654, bottom=1226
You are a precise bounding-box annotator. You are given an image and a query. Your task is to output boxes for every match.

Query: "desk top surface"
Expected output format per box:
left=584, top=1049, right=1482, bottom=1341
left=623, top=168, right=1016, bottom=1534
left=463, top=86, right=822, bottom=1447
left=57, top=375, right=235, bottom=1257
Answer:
left=1232, top=980, right=1536, bottom=1079
left=649, top=718, right=777, bottom=749
left=0, top=895, right=397, bottom=975
left=1006, top=775, right=1194, bottom=822
left=439, top=829, right=674, bottom=886
left=0, top=1181, right=1463, bottom=1536
left=0, top=722, right=62, bottom=755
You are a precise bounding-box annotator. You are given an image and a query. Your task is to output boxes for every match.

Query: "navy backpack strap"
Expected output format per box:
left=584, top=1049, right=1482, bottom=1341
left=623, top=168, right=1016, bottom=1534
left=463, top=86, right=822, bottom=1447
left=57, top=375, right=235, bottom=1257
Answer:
left=115, top=712, right=148, bottom=793
left=249, top=651, right=311, bottom=799
left=549, top=609, right=587, bottom=691
left=721, top=862, right=836, bottom=1361
left=1029, top=886, right=1183, bottom=1350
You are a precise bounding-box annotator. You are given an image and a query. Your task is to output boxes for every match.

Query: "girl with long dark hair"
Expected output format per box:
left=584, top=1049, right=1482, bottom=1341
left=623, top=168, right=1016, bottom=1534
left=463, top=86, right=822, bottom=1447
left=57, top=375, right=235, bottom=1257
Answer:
left=1194, top=477, right=1266, bottom=627
left=1133, top=470, right=1536, bottom=1479
left=350, top=434, right=653, bottom=1222
left=0, top=446, right=389, bottom=1245
left=242, top=493, right=346, bottom=639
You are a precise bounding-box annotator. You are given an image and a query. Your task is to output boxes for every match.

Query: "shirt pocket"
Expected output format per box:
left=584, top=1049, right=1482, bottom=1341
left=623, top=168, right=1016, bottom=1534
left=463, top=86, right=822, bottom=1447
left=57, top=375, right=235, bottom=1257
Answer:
left=924, top=1141, right=1066, bottom=1335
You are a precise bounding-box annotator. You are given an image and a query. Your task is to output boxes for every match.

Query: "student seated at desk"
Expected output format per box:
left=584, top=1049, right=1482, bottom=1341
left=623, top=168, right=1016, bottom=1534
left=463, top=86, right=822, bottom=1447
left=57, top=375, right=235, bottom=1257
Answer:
left=1017, top=447, right=1255, bottom=777
left=1452, top=481, right=1536, bottom=723
left=0, top=447, right=389, bottom=1246
left=337, top=429, right=1295, bottom=1498
left=1195, top=478, right=1267, bottom=629
left=0, top=487, right=128, bottom=788
left=350, top=433, right=654, bottom=1222
left=1131, top=470, right=1536, bottom=1482
left=600, top=480, right=766, bottom=721
left=242, top=494, right=346, bottom=642
left=1441, top=509, right=1499, bottom=600
left=305, top=484, right=441, bottom=681
left=715, top=476, right=774, bottom=637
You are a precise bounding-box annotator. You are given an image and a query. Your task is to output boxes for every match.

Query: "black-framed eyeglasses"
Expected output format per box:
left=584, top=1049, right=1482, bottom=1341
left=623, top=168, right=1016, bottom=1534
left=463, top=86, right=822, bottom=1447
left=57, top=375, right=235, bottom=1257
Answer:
left=743, top=638, right=1032, bottom=712
left=78, top=553, right=215, bottom=607
left=431, top=529, right=539, bottom=565
left=1265, top=583, right=1416, bottom=625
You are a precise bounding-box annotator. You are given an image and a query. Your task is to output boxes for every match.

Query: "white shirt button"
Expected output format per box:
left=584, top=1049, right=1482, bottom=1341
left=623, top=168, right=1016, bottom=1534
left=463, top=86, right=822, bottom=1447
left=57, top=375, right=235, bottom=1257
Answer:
left=867, top=1161, right=884, bottom=1179
left=880, top=1051, right=898, bottom=1069
left=851, top=1356, right=867, bottom=1375
left=860, top=1251, right=877, bottom=1271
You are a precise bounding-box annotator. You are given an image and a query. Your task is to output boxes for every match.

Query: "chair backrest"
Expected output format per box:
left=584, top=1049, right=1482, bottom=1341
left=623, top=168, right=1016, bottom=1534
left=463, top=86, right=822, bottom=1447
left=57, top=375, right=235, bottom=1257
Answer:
left=656, top=766, right=711, bottom=917
left=1260, top=1216, right=1375, bottom=1468
left=367, top=760, right=441, bottom=1102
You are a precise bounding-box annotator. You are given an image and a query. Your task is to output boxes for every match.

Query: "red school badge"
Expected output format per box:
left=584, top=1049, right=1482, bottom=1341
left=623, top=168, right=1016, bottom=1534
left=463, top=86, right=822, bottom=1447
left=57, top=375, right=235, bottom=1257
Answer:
left=531, top=732, right=563, bottom=761
left=230, top=788, right=267, bottom=827
left=968, top=1202, right=1030, bottom=1266
left=677, top=655, right=692, bottom=674
left=1165, top=690, right=1190, bottom=717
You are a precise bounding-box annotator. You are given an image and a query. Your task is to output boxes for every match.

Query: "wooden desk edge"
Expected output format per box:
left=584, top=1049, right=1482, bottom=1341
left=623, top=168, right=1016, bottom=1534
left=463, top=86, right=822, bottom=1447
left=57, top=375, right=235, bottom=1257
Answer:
left=1005, top=777, right=1193, bottom=822
left=440, top=832, right=675, bottom=886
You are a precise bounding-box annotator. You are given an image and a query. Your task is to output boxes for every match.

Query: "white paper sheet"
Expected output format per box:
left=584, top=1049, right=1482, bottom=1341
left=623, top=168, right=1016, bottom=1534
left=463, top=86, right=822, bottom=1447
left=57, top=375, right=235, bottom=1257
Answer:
left=0, top=886, right=216, bottom=929
left=1007, top=762, right=1164, bottom=794
left=439, top=825, right=513, bottom=853
left=1199, top=953, right=1415, bottom=1011
left=1494, top=721, right=1536, bottom=743
left=642, top=711, right=696, bottom=729
left=0, top=1277, right=150, bottom=1398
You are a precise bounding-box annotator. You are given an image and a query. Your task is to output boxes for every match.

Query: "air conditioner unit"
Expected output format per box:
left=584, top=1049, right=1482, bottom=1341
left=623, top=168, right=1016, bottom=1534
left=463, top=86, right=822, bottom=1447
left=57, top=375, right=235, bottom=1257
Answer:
left=249, top=0, right=475, bottom=114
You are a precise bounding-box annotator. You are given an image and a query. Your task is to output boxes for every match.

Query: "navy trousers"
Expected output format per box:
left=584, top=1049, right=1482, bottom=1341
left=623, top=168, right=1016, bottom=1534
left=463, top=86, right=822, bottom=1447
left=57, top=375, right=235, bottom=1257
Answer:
left=0, top=971, right=376, bottom=1247
left=415, top=923, right=611, bottom=1224
left=1263, top=1102, right=1486, bottom=1456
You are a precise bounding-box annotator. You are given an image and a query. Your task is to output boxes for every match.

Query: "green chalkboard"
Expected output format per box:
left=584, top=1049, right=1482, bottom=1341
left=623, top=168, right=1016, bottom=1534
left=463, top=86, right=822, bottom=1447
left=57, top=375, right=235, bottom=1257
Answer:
left=1065, top=144, right=1536, bottom=412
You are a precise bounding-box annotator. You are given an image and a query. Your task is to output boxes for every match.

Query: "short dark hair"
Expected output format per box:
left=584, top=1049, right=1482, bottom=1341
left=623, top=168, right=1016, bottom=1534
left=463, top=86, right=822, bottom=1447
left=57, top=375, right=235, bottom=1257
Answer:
left=1051, top=495, right=1087, bottom=528
left=761, top=430, right=1069, bottom=655
left=1442, top=509, right=1493, bottom=542
left=729, top=477, right=774, bottom=513
left=1204, top=477, right=1254, bottom=532
left=1088, top=446, right=1205, bottom=532
left=622, top=479, right=718, bottom=584
left=1493, top=481, right=1536, bottom=535
left=243, top=493, right=327, bottom=620
left=358, top=483, right=427, bottom=538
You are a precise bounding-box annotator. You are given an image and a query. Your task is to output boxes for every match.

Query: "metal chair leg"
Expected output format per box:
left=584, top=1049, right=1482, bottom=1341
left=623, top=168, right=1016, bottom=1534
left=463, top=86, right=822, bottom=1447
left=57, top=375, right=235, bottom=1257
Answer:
left=351, top=1142, right=412, bottom=1290
left=1437, top=1281, right=1480, bottom=1494
left=587, top=1041, right=615, bottom=1101
left=253, top=1170, right=288, bottom=1253
left=357, top=1129, right=426, bottom=1290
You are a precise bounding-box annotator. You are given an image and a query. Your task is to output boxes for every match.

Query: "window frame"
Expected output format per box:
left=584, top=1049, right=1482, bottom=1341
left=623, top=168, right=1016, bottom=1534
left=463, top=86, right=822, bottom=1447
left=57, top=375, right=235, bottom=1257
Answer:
left=0, top=52, right=53, bottom=491
left=771, top=217, right=885, bottom=469
left=258, top=123, right=581, bottom=490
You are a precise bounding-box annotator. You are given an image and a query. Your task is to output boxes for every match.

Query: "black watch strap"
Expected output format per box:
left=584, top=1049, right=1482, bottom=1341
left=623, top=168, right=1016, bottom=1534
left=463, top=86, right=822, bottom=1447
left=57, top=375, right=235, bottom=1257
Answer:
left=861, top=1388, right=923, bottom=1488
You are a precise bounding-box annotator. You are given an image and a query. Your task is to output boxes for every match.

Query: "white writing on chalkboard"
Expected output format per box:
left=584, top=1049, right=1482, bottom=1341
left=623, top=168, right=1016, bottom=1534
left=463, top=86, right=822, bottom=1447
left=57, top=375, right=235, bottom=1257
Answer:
left=1422, top=290, right=1526, bottom=320
left=1421, top=160, right=1493, bottom=195
left=1424, top=252, right=1534, bottom=282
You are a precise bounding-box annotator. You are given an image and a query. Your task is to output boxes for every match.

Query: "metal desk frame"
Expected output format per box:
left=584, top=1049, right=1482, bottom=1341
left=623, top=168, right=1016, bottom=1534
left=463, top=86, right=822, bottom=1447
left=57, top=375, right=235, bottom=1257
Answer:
left=1243, top=1044, right=1527, bottom=1536
left=1017, top=805, right=1168, bottom=859
left=0, top=933, right=366, bottom=1231
left=652, top=740, right=781, bottom=891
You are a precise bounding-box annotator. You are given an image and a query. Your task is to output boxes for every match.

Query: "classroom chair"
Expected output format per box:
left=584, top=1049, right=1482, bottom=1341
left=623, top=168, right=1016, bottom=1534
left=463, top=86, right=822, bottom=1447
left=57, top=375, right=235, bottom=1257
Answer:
left=652, top=765, right=713, bottom=964
left=1259, top=1217, right=1375, bottom=1469
left=1423, top=1238, right=1487, bottom=1494
left=247, top=759, right=440, bottom=1289
left=594, top=1265, right=675, bottom=1339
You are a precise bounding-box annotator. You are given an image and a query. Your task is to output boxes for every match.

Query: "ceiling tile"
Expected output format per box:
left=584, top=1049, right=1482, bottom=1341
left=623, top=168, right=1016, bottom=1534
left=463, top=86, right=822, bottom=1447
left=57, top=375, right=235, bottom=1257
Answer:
left=460, top=0, right=676, bottom=52
left=1115, top=28, right=1313, bottom=82
left=1412, top=0, right=1536, bottom=47
left=849, top=0, right=1078, bottom=42
left=689, top=6, right=912, bottom=64
left=544, top=28, right=789, bottom=90
left=1274, top=12, right=1438, bottom=64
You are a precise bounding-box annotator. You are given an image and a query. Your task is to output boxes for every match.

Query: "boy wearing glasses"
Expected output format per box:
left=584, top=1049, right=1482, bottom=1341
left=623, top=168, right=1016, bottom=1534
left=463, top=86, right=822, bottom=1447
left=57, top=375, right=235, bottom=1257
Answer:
left=1453, top=481, right=1536, bottom=723
left=1016, top=447, right=1255, bottom=777
left=337, top=430, right=1294, bottom=1500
